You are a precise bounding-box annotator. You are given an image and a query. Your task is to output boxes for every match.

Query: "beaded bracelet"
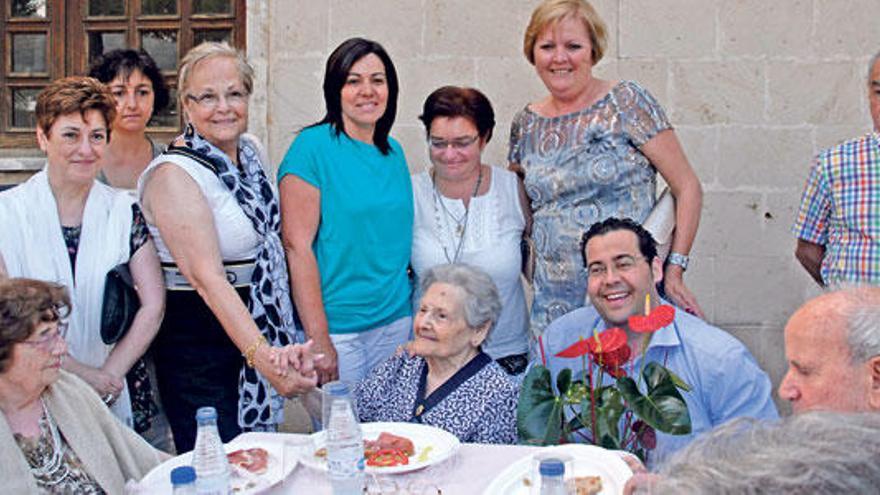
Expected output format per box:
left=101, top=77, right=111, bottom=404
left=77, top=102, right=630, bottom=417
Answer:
left=244, top=335, right=267, bottom=368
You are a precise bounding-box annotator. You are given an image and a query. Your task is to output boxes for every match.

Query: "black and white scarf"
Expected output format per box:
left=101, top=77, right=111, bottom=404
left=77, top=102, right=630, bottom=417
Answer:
left=166, top=124, right=300, bottom=430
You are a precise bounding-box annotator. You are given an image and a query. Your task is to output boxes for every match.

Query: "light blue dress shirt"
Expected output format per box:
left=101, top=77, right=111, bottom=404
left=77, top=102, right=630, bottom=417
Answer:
left=536, top=301, right=778, bottom=466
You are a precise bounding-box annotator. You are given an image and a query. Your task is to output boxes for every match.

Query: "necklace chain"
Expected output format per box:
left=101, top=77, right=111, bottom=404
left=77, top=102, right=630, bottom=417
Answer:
left=26, top=398, right=71, bottom=486
left=432, top=165, right=483, bottom=263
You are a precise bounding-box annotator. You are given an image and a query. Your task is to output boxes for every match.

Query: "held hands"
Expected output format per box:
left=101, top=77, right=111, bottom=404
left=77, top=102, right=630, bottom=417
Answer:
left=663, top=265, right=704, bottom=318
left=309, top=335, right=339, bottom=385
left=256, top=340, right=327, bottom=398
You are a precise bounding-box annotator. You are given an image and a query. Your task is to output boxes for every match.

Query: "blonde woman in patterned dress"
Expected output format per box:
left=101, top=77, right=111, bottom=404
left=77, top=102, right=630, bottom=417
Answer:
left=509, top=0, right=703, bottom=334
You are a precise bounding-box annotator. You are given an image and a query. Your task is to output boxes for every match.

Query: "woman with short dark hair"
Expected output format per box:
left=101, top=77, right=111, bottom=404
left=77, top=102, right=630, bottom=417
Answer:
left=411, top=86, right=530, bottom=375
left=89, top=49, right=170, bottom=190
left=278, top=38, right=413, bottom=384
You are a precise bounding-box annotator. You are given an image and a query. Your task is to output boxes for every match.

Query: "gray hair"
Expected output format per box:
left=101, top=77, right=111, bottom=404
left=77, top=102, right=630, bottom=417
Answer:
left=839, top=286, right=880, bottom=363
left=419, top=263, right=502, bottom=333
left=650, top=411, right=880, bottom=494
left=177, top=42, right=254, bottom=103
left=869, top=50, right=880, bottom=81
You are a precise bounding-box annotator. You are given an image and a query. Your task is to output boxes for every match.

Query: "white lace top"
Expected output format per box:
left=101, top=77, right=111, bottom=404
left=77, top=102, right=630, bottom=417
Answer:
left=411, top=166, right=528, bottom=359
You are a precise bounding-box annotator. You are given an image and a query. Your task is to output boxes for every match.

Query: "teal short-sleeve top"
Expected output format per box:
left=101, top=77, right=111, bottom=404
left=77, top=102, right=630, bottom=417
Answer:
left=278, top=123, right=413, bottom=333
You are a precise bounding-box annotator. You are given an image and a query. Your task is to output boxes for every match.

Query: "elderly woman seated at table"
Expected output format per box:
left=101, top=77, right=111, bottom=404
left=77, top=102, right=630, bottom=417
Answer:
left=358, top=264, right=518, bottom=443
left=306, top=264, right=519, bottom=444
left=0, top=278, right=163, bottom=493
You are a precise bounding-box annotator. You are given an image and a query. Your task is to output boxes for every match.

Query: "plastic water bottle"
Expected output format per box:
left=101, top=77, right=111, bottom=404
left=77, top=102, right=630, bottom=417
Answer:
left=170, top=465, right=197, bottom=494
left=191, top=407, right=229, bottom=495
left=323, top=382, right=364, bottom=495
left=538, top=458, right=566, bottom=495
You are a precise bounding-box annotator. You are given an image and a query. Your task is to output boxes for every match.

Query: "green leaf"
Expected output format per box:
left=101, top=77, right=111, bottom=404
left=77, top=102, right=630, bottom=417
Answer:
left=517, top=365, right=564, bottom=445
left=556, top=367, right=572, bottom=396
left=666, top=369, right=692, bottom=392
left=617, top=362, right=692, bottom=435
left=594, top=387, right=624, bottom=449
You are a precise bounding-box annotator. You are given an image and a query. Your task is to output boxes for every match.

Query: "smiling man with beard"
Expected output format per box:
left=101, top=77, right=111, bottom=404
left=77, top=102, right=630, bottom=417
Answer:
left=536, top=217, right=777, bottom=466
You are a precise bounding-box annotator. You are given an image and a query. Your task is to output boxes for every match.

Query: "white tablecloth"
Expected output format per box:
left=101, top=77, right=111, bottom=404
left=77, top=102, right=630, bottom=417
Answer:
left=262, top=433, right=542, bottom=494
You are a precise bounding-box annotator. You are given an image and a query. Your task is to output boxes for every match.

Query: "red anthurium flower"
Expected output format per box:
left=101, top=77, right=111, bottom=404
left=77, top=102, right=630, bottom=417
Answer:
left=585, top=327, right=631, bottom=369
left=628, top=304, right=676, bottom=333
left=555, top=337, right=591, bottom=358
left=604, top=365, right=628, bottom=378
left=595, top=342, right=632, bottom=369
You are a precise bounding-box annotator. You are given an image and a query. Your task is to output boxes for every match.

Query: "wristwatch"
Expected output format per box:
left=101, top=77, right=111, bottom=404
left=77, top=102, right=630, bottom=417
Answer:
left=667, top=252, right=690, bottom=271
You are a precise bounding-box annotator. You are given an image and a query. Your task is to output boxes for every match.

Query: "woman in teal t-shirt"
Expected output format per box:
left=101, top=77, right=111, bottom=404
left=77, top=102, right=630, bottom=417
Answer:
left=278, top=38, right=413, bottom=384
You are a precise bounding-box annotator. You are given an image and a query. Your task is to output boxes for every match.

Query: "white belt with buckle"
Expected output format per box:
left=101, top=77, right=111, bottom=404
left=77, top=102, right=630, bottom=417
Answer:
left=162, top=260, right=255, bottom=290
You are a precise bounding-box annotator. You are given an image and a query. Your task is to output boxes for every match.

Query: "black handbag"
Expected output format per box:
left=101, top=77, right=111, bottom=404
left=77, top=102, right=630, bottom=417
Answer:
left=100, top=263, right=140, bottom=345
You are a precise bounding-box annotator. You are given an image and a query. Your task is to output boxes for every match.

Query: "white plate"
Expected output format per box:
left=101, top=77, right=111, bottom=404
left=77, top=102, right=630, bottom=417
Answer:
left=482, top=444, right=633, bottom=495
left=138, top=432, right=299, bottom=494
left=300, top=421, right=460, bottom=475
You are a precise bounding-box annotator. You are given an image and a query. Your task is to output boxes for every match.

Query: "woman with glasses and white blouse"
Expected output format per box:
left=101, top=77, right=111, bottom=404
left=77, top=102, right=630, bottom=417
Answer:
left=411, top=86, right=531, bottom=375
left=138, top=42, right=319, bottom=452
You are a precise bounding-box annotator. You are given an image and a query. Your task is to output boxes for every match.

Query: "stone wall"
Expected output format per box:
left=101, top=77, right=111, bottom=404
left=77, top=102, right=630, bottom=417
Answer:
left=253, top=0, right=880, bottom=412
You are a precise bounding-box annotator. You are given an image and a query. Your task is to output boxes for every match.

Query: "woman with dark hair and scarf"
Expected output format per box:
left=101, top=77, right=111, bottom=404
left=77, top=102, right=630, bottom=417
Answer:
left=279, top=38, right=414, bottom=385
left=137, top=42, right=319, bottom=452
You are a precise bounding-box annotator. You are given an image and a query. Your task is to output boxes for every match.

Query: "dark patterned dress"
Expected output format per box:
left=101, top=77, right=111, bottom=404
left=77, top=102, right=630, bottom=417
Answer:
left=508, top=80, right=672, bottom=334
left=354, top=352, right=519, bottom=444
left=14, top=406, right=104, bottom=494
left=62, top=203, right=154, bottom=433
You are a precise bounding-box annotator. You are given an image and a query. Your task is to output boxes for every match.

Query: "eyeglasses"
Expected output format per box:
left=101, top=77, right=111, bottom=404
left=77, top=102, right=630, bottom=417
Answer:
left=20, top=321, right=68, bottom=352
left=587, top=255, right=646, bottom=278
left=428, top=135, right=479, bottom=151
left=185, top=89, right=249, bottom=110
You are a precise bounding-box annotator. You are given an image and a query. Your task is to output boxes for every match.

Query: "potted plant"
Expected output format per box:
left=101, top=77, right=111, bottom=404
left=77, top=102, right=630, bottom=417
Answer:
left=517, top=300, right=692, bottom=461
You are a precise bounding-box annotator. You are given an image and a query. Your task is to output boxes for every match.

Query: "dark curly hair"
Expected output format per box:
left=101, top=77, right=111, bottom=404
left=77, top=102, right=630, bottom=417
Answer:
left=580, top=217, right=658, bottom=268
left=0, top=278, right=70, bottom=373
left=88, top=48, right=170, bottom=121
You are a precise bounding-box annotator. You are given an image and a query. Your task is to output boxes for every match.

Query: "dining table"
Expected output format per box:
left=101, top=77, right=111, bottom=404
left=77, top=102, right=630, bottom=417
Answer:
left=136, top=429, right=636, bottom=494
left=247, top=432, right=544, bottom=494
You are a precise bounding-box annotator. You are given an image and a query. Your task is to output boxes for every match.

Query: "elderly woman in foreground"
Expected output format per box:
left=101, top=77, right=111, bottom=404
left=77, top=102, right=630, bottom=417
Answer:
left=138, top=42, right=317, bottom=451
left=629, top=411, right=880, bottom=494
left=305, top=264, right=519, bottom=443
left=0, top=278, right=163, bottom=493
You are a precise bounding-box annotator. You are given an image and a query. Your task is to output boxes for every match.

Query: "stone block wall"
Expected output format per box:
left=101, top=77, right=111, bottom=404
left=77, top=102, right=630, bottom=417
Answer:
left=256, top=0, right=880, bottom=412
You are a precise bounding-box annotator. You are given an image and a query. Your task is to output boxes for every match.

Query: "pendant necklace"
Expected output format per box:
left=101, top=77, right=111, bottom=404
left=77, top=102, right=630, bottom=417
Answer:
left=432, top=165, right=483, bottom=263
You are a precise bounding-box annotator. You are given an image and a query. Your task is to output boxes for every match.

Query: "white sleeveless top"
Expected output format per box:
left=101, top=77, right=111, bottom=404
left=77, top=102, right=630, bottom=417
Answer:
left=137, top=145, right=260, bottom=263
left=411, top=166, right=529, bottom=359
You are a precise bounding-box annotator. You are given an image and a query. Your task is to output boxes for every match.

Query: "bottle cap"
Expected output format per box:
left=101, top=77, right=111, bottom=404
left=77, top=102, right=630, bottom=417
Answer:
left=323, top=381, right=351, bottom=397
left=195, top=406, right=218, bottom=423
left=539, top=458, right=565, bottom=477
left=170, top=465, right=196, bottom=485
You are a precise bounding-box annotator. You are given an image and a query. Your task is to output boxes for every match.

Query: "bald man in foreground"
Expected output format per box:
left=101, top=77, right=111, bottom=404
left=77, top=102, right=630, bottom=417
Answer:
left=778, top=286, right=880, bottom=413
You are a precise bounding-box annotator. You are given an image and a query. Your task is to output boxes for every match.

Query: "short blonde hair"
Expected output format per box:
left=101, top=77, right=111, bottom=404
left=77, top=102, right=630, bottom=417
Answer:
left=523, top=0, right=608, bottom=65
left=177, top=42, right=254, bottom=104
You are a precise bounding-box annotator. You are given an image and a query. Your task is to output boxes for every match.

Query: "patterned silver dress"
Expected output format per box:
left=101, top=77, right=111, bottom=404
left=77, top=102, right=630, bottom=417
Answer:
left=508, top=80, right=671, bottom=334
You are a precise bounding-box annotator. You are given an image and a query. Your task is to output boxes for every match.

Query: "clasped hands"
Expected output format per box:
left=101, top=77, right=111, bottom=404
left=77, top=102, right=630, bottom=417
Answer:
left=257, top=339, right=327, bottom=398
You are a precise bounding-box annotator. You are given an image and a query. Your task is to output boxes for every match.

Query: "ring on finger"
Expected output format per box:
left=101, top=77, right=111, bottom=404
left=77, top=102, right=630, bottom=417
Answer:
left=102, top=393, right=115, bottom=404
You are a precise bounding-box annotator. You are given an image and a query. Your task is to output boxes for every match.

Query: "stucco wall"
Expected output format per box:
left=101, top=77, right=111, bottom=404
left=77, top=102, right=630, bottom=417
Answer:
left=251, top=0, right=880, bottom=412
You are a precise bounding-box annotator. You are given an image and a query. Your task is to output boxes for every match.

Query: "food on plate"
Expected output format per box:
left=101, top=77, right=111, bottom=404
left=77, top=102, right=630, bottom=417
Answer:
left=568, top=475, right=603, bottom=495
left=365, top=432, right=415, bottom=457
left=227, top=447, right=270, bottom=475
left=366, top=448, right=410, bottom=467
left=314, top=431, right=417, bottom=463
